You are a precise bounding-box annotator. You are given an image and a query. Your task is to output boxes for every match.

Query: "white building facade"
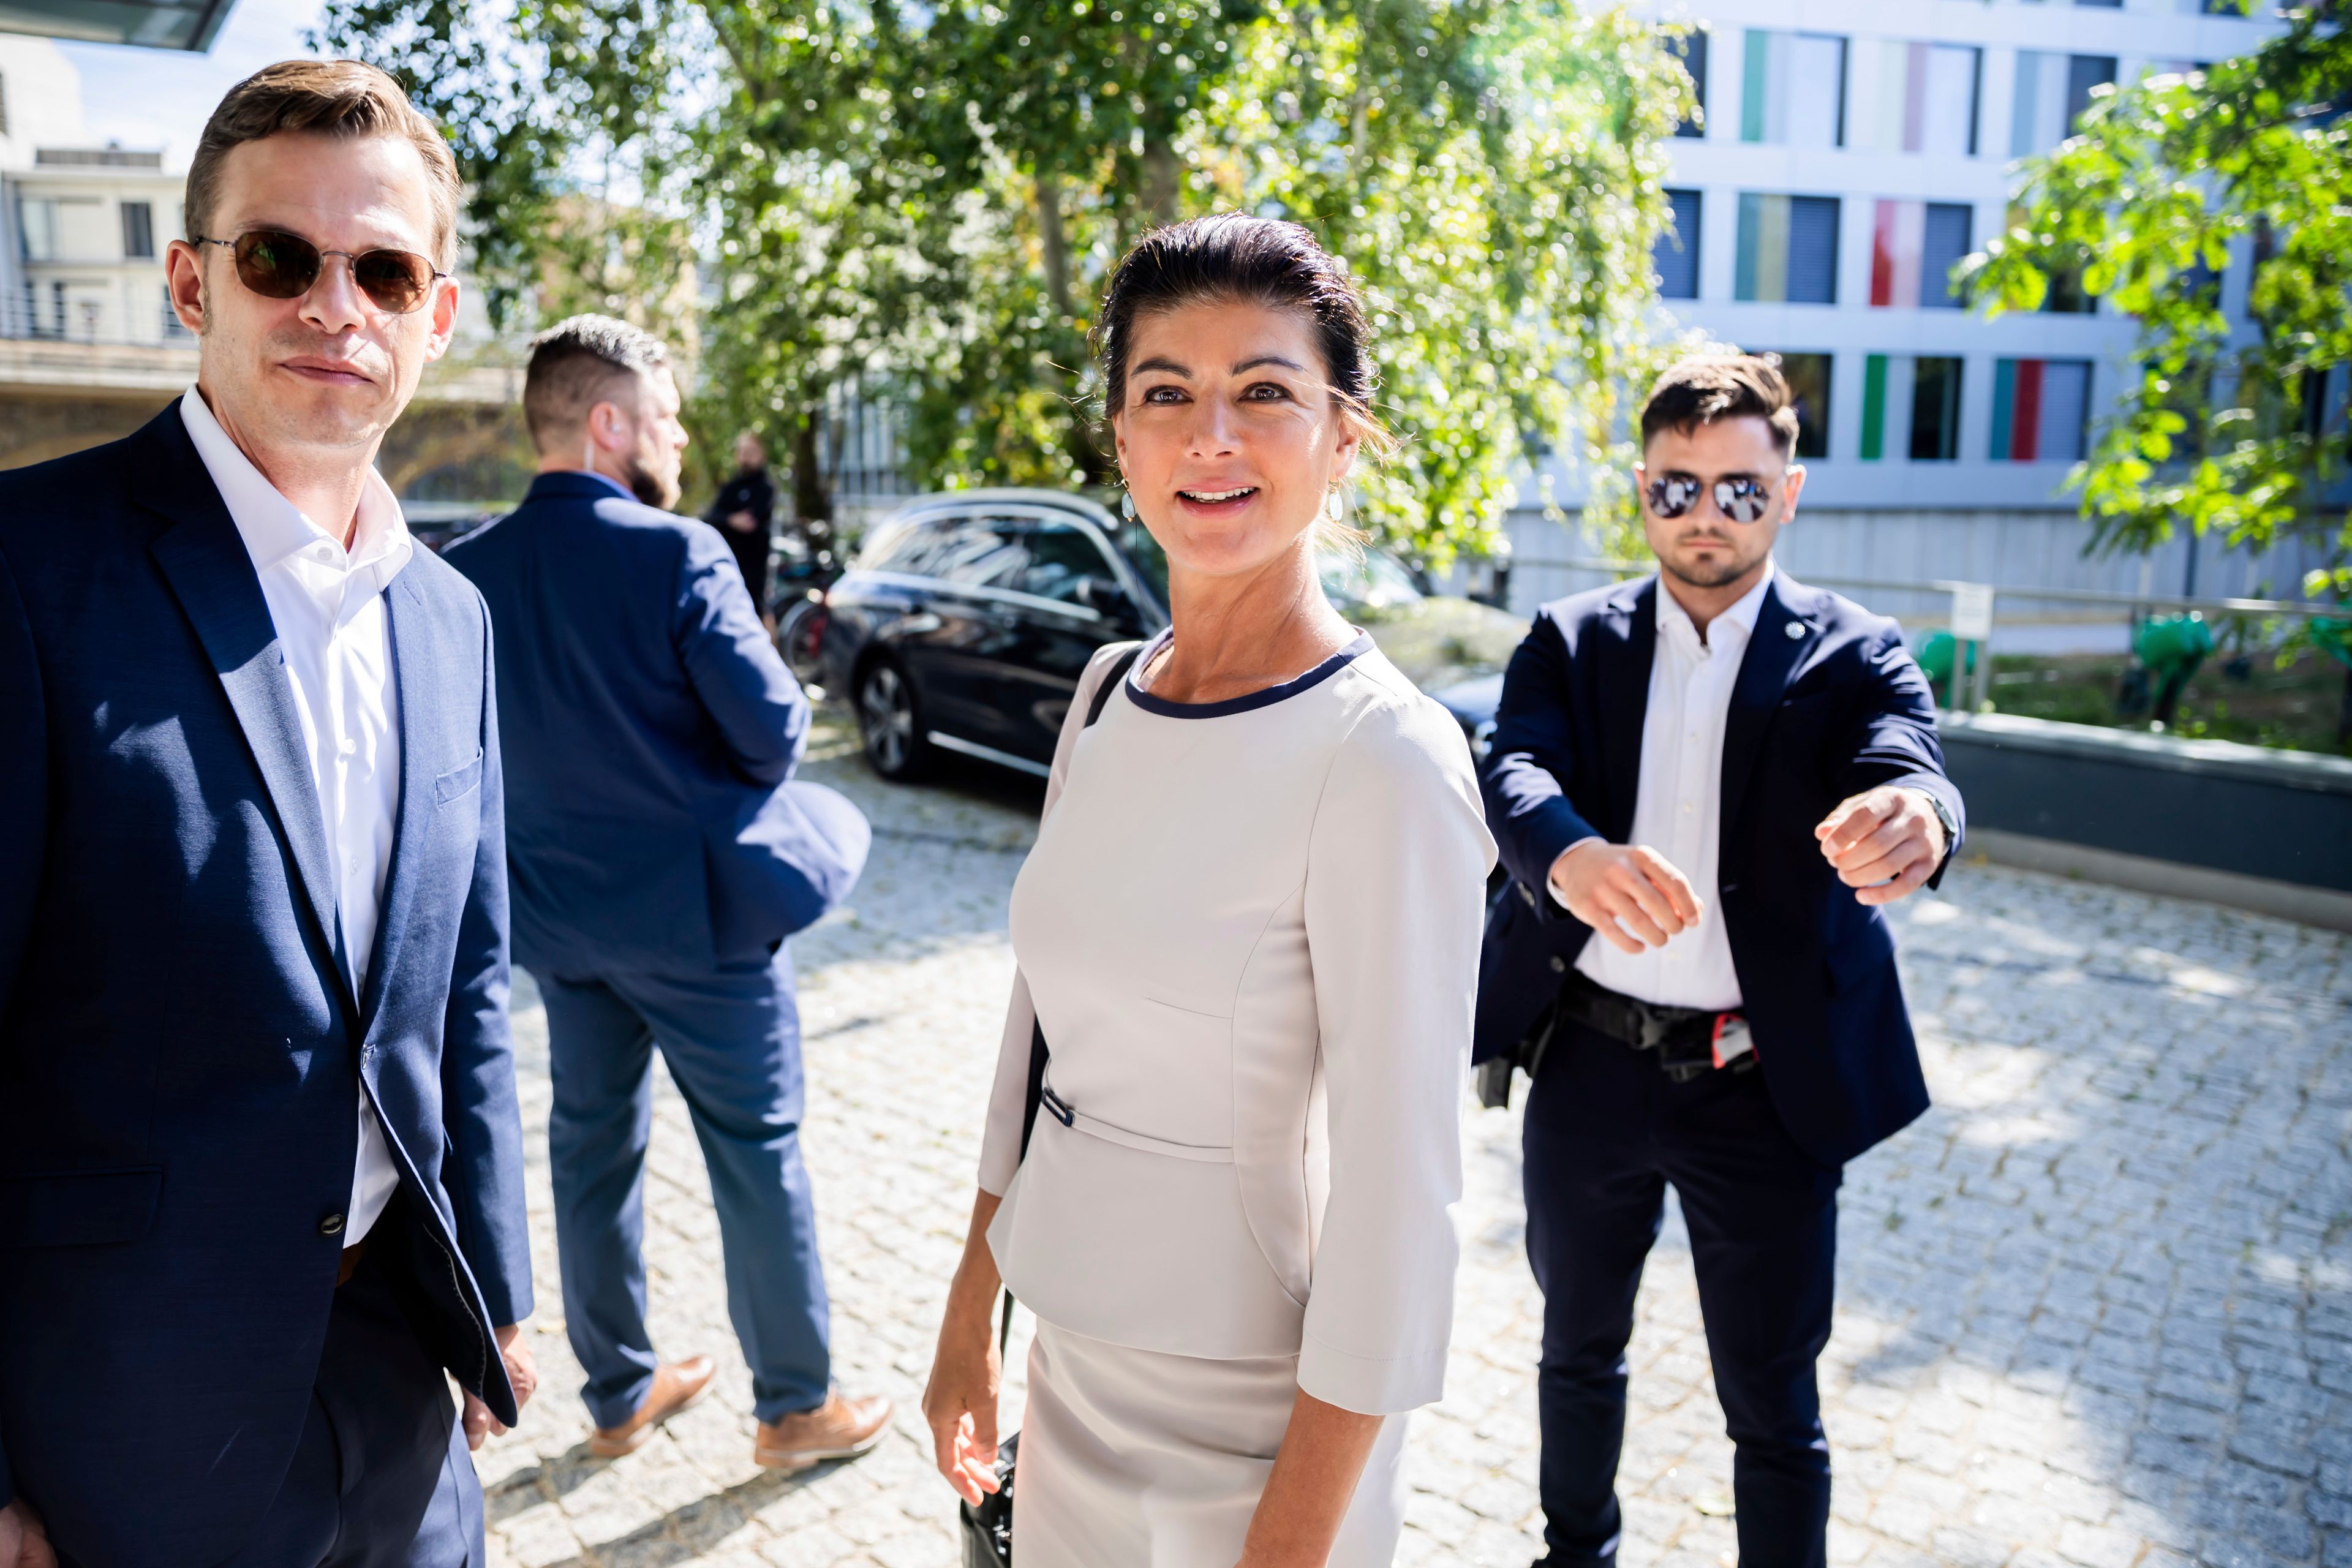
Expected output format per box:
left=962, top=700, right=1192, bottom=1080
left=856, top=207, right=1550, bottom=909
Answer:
left=1495, top=0, right=2332, bottom=627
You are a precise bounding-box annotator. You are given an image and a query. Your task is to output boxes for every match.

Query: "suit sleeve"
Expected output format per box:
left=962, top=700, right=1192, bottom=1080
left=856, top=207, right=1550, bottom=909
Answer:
left=673, top=523, right=809, bottom=787
left=1298, top=698, right=1495, bottom=1414
left=976, top=643, right=1132, bottom=1198
left=1839, top=622, right=1966, bottom=886
left=440, top=599, right=535, bottom=1329
left=0, top=541, right=40, bottom=1510
left=1480, top=608, right=1604, bottom=910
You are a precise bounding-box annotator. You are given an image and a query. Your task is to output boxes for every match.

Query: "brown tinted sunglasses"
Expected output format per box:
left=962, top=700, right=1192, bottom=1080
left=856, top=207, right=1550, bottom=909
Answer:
left=194, top=230, right=448, bottom=315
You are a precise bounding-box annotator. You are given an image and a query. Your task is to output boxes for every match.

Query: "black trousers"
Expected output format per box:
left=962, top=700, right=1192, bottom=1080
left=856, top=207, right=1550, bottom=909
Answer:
left=1522, top=1017, right=1841, bottom=1568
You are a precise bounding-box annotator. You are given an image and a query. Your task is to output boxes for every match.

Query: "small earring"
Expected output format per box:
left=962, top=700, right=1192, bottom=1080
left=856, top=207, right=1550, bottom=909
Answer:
left=1326, top=491, right=1345, bottom=523
left=1121, top=490, right=1137, bottom=521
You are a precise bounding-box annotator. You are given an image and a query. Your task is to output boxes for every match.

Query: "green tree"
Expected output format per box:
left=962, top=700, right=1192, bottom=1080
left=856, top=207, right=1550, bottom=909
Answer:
left=1963, top=7, right=2350, bottom=579
left=320, top=0, right=1693, bottom=557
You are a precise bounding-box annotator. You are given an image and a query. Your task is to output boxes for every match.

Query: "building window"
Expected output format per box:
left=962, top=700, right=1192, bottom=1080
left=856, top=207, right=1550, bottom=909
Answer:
left=1860, top=356, right=1964, bottom=461
left=1869, top=201, right=1972, bottom=307
left=161, top=284, right=192, bottom=339
left=1736, top=194, right=1840, bottom=304
left=1741, top=31, right=1848, bottom=148
left=1765, top=352, right=1833, bottom=459
left=19, top=197, right=57, bottom=262
left=1990, top=358, right=2092, bottom=462
left=0, top=74, right=10, bottom=138
left=1667, top=29, right=1708, bottom=138
left=2011, top=52, right=2117, bottom=154
left=121, top=201, right=155, bottom=260
left=1656, top=189, right=1702, bottom=300
left=1860, top=42, right=1980, bottom=156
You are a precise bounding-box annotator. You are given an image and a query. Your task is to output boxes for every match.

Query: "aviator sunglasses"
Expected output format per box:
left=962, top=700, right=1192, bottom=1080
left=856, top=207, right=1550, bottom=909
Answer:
left=193, top=229, right=448, bottom=315
left=1646, top=474, right=1774, bottom=526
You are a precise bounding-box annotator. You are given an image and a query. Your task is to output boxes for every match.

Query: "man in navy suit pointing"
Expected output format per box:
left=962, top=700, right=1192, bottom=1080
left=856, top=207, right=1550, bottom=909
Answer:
left=446, top=317, right=886, bottom=1473
left=1479, top=356, right=1964, bottom=1568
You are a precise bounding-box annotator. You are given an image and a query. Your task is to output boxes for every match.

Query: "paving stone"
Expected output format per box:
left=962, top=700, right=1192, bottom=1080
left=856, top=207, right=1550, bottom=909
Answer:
left=469, top=717, right=2352, bottom=1567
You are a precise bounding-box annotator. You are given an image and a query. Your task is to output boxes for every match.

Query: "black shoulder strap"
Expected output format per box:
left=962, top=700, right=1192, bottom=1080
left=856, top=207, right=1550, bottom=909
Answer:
left=1016, top=642, right=1143, bottom=1163
left=1004, top=643, right=1145, bottom=1355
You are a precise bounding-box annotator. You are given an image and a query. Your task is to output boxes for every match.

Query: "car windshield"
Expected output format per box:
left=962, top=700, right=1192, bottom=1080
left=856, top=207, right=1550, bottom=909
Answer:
left=1111, top=522, right=1423, bottom=613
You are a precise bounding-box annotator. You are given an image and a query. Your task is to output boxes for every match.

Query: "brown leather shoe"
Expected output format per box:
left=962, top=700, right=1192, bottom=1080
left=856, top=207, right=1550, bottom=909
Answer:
left=752, top=1390, right=892, bottom=1472
left=587, top=1355, right=716, bottom=1458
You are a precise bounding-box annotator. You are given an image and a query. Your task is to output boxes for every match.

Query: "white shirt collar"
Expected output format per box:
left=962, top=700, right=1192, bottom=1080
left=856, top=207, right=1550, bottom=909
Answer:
left=1656, top=558, right=1776, bottom=647
left=179, top=385, right=413, bottom=583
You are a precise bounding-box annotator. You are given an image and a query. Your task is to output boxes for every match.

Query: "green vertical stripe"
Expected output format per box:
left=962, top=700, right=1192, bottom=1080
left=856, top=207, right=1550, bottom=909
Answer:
left=1735, top=193, right=1761, bottom=300
left=1755, top=194, right=1790, bottom=301
left=1743, top=30, right=1771, bottom=142
left=1861, top=355, right=1888, bottom=461
left=1989, top=358, right=2015, bottom=460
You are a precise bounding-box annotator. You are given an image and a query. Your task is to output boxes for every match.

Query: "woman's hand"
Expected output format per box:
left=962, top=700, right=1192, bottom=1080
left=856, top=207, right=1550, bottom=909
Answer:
left=923, top=1189, right=1008, bottom=1506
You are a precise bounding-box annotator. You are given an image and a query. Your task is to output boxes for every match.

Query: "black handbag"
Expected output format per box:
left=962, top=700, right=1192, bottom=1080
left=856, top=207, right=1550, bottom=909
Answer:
left=955, top=643, right=1140, bottom=1567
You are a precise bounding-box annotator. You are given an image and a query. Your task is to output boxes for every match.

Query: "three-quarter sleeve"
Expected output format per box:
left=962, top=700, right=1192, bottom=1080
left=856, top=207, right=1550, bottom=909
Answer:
left=976, top=641, right=1140, bottom=1196
left=1297, top=696, right=1497, bottom=1414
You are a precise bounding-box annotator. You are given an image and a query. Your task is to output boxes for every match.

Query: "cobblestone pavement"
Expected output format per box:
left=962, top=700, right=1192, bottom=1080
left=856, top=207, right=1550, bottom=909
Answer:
left=480, top=715, right=2352, bottom=1568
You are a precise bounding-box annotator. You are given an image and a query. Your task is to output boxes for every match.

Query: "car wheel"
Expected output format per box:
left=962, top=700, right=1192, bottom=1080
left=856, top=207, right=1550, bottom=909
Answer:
left=856, top=658, right=932, bottom=782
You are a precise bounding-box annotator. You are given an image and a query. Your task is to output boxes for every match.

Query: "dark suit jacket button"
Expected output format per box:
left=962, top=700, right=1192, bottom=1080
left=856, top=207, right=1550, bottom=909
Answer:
left=1549, top=956, right=1567, bottom=974
left=1519, top=883, right=1537, bottom=908
left=319, top=1213, right=346, bottom=1237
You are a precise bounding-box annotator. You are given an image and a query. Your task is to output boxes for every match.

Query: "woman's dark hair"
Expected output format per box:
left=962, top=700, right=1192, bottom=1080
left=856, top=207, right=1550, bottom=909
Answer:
left=1093, top=214, right=1391, bottom=456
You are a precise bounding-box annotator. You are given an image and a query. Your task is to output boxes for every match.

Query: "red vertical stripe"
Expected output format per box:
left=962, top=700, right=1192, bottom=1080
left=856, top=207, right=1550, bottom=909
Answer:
left=1871, top=200, right=1898, bottom=307
left=2013, top=359, right=2044, bottom=461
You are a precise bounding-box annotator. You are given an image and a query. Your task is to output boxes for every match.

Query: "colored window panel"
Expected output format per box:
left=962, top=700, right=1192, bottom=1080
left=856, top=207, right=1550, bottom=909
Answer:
left=2010, top=51, right=2071, bottom=156
left=2037, top=360, right=2090, bottom=460
left=1861, top=354, right=1890, bottom=460
left=1910, top=357, right=1964, bottom=460
left=1920, top=203, right=1971, bottom=308
left=1669, top=29, right=1708, bottom=137
left=2065, top=55, right=2117, bottom=128
left=1920, top=45, right=1981, bottom=156
left=1740, top=195, right=1839, bottom=304
left=1657, top=189, right=1702, bottom=300
left=1786, top=197, right=1841, bottom=304
left=1741, top=31, right=1847, bottom=146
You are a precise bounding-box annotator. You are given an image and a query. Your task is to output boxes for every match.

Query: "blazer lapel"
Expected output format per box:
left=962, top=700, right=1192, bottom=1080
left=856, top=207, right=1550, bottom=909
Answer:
left=1720, top=574, right=1816, bottom=841
left=1593, top=578, right=1657, bottom=842
left=357, top=570, right=431, bottom=1033
left=140, top=424, right=349, bottom=1000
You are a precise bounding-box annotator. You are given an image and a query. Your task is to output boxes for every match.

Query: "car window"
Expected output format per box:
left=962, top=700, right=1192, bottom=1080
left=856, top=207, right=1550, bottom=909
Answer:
left=859, top=516, right=947, bottom=575
left=1319, top=547, right=1425, bottom=610
left=1018, top=519, right=1121, bottom=605
left=927, top=516, right=1030, bottom=590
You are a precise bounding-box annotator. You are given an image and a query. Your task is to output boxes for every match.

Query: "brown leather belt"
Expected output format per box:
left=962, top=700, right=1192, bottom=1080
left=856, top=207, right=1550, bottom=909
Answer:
left=336, top=1237, right=370, bottom=1287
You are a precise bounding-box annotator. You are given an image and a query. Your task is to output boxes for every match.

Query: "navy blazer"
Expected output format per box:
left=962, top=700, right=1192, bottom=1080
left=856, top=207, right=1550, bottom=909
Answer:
left=445, top=472, right=866, bottom=977
left=1477, top=572, right=1964, bottom=1168
left=0, top=409, right=533, bottom=1564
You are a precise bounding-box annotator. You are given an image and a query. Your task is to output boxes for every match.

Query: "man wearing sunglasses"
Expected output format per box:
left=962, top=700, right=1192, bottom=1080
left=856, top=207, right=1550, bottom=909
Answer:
left=0, top=61, right=532, bottom=1568
left=1477, top=356, right=1964, bottom=1568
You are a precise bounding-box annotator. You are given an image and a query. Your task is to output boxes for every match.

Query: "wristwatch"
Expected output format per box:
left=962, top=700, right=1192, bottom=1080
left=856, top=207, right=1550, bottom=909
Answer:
left=1920, top=791, right=1959, bottom=865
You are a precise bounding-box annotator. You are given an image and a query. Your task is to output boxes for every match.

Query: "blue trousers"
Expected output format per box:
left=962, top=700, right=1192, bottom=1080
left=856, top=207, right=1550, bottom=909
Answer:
left=538, top=950, right=832, bottom=1428
left=214, top=1238, right=484, bottom=1567
left=1522, top=1019, right=1841, bottom=1568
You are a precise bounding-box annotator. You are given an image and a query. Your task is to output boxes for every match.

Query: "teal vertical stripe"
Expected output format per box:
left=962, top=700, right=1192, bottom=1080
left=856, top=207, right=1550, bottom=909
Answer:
left=1735, top=193, right=1762, bottom=300
left=1743, top=31, right=1771, bottom=142
left=1861, top=355, right=1888, bottom=460
left=2010, top=52, right=2043, bottom=157
left=1989, top=358, right=2016, bottom=459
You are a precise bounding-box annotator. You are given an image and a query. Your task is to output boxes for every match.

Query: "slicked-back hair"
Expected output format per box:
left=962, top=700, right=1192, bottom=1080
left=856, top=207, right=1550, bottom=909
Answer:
left=1093, top=213, right=1392, bottom=457
left=1639, top=355, right=1802, bottom=459
left=186, top=59, right=461, bottom=270
left=522, top=315, right=673, bottom=449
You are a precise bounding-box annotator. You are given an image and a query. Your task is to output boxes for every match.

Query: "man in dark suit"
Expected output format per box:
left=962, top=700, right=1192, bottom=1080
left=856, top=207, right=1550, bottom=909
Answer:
left=445, top=317, right=884, bottom=1472
left=1479, top=356, right=1964, bottom=1568
left=0, top=61, right=533, bottom=1567
left=706, top=430, right=777, bottom=624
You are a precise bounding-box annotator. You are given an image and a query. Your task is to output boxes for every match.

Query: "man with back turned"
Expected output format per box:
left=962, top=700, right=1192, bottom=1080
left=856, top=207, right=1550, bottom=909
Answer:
left=1478, top=356, right=1965, bottom=1567
left=0, top=60, right=533, bottom=1567
left=445, top=316, right=886, bottom=1472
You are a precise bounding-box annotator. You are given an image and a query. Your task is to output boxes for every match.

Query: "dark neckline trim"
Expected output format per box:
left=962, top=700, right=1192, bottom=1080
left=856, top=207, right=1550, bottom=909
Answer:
left=1124, top=630, right=1374, bottom=719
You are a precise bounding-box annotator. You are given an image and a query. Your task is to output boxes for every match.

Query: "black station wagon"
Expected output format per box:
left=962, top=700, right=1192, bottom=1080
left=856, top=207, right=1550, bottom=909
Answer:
left=805, top=489, right=1525, bottom=782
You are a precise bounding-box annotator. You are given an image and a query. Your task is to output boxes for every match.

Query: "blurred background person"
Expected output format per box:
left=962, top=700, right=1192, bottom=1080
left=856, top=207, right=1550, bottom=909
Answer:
left=446, top=316, right=884, bottom=1472
left=707, top=429, right=777, bottom=630
left=1477, top=355, right=1964, bottom=1568
left=0, top=60, right=534, bottom=1568
left=922, top=214, right=1494, bottom=1567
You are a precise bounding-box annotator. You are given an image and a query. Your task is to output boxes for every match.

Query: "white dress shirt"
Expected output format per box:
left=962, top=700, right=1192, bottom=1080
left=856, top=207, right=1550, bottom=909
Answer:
left=181, top=386, right=410, bottom=1245
left=1570, top=562, right=1777, bottom=1019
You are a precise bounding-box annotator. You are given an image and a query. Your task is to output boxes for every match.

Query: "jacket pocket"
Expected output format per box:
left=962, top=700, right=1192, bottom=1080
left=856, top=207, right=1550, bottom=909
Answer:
left=0, top=1166, right=164, bottom=1248
left=434, top=751, right=485, bottom=805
